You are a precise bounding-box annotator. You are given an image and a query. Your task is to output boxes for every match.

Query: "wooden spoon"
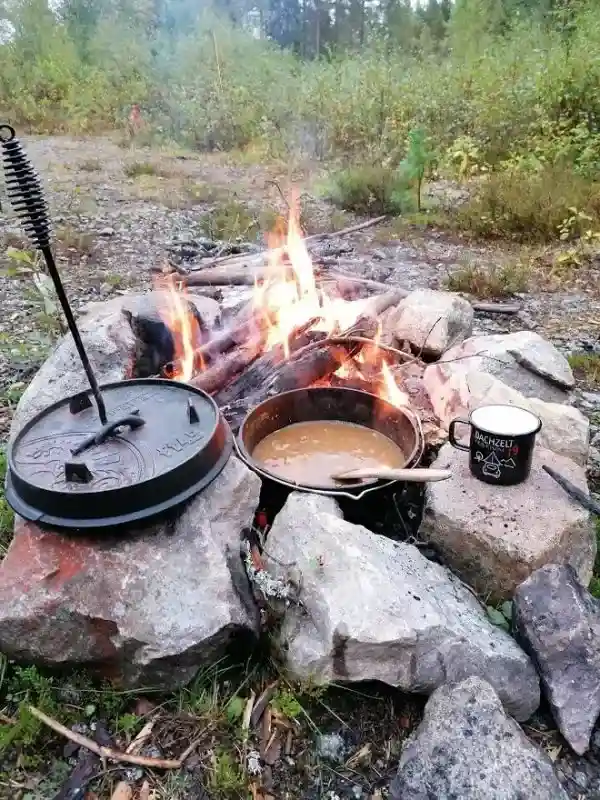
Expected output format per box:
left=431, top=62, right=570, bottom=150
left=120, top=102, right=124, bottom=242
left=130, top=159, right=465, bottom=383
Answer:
left=332, top=467, right=452, bottom=483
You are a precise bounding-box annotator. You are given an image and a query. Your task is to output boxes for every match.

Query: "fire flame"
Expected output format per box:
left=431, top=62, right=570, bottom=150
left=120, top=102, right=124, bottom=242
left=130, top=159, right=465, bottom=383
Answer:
left=154, top=273, right=200, bottom=382
left=254, top=196, right=366, bottom=358
left=154, top=193, right=409, bottom=409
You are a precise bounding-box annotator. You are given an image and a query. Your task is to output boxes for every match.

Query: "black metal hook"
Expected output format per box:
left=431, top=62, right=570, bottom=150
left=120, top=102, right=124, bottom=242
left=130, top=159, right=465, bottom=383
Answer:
left=0, top=125, right=15, bottom=143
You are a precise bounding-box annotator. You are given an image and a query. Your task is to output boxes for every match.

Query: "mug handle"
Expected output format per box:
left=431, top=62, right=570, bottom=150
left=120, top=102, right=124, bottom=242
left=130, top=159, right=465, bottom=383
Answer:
left=449, top=418, right=471, bottom=452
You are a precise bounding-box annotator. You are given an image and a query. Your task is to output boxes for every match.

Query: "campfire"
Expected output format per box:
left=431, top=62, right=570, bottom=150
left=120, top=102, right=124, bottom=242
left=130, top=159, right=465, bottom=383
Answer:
left=2, top=122, right=436, bottom=533
left=152, top=195, right=412, bottom=428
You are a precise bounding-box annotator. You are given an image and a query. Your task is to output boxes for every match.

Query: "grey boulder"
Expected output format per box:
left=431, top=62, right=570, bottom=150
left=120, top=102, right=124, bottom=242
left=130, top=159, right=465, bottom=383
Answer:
left=389, top=676, right=568, bottom=800
left=265, top=493, right=539, bottom=721
left=514, top=564, right=600, bottom=755
left=424, top=330, right=574, bottom=405
left=420, top=444, right=596, bottom=599
left=10, top=291, right=220, bottom=436
left=0, top=456, right=261, bottom=689
left=393, top=289, right=474, bottom=357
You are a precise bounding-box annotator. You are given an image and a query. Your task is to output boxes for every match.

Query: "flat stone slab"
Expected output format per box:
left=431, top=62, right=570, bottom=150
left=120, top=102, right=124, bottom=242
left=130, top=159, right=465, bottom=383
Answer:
left=0, top=456, right=261, bottom=689
left=420, top=444, right=596, bottom=600
left=515, top=564, right=600, bottom=755
left=389, top=677, right=568, bottom=800
left=424, top=330, right=574, bottom=405
left=265, top=493, right=539, bottom=722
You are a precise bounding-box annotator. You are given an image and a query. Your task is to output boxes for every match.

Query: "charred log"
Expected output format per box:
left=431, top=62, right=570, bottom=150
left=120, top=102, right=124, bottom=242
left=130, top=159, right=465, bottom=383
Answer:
left=215, top=342, right=353, bottom=433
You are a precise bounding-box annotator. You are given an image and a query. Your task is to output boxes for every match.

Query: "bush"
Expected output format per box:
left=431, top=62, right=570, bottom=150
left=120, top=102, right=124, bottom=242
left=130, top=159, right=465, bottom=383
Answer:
left=453, top=166, right=600, bottom=242
left=326, top=166, right=411, bottom=216
left=444, top=259, right=530, bottom=298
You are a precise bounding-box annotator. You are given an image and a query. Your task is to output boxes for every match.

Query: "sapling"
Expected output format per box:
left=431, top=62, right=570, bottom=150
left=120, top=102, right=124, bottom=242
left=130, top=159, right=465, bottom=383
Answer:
left=399, top=127, right=435, bottom=212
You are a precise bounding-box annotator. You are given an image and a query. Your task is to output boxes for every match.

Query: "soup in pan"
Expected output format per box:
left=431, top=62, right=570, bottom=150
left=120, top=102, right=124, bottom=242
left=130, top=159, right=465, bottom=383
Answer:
left=252, top=419, right=406, bottom=486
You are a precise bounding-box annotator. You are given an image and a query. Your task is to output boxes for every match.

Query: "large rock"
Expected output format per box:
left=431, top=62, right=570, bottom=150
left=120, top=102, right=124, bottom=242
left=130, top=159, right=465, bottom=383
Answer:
left=424, top=369, right=589, bottom=465
left=514, top=564, right=600, bottom=755
left=0, top=456, right=261, bottom=688
left=10, top=291, right=220, bottom=437
left=265, top=493, right=539, bottom=721
left=393, top=289, right=474, bottom=357
left=420, top=444, right=595, bottom=600
left=424, top=331, right=574, bottom=404
left=389, top=677, right=568, bottom=800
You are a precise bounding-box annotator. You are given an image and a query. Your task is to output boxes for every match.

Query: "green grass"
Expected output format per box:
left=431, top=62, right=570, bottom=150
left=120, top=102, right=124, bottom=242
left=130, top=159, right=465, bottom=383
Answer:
left=0, top=450, right=14, bottom=558
left=568, top=353, right=600, bottom=387
left=444, top=258, right=531, bottom=298
left=124, top=161, right=171, bottom=179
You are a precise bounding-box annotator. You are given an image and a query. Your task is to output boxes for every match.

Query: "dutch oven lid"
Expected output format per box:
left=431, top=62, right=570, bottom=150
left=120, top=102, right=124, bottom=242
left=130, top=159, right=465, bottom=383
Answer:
left=5, top=378, right=232, bottom=530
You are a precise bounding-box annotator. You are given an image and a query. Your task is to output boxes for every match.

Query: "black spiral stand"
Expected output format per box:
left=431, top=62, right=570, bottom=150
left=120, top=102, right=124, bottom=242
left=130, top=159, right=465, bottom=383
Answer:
left=0, top=124, right=145, bottom=451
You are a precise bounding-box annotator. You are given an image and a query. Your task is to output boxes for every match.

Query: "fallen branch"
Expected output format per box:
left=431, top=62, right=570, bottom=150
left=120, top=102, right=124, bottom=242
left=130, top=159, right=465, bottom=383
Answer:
left=28, top=705, right=181, bottom=770
left=188, top=215, right=389, bottom=272
left=326, top=272, right=402, bottom=297
left=125, top=719, right=155, bottom=755
left=471, top=301, right=521, bottom=314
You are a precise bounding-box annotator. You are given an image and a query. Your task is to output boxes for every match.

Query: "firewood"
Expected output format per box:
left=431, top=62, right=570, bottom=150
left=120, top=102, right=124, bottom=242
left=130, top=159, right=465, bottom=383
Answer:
left=216, top=342, right=351, bottom=433
left=185, top=215, right=389, bottom=272
left=190, top=336, right=264, bottom=394
left=472, top=301, right=521, bottom=314
left=184, top=266, right=261, bottom=286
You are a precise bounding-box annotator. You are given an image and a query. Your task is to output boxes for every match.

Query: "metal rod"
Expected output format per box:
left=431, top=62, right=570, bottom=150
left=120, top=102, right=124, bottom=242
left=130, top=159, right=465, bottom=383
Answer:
left=542, top=464, right=600, bottom=516
left=41, top=245, right=108, bottom=424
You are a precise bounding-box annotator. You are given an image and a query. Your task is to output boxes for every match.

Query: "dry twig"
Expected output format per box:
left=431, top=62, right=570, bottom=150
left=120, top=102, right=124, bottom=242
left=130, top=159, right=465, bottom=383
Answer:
left=125, top=719, right=155, bottom=755
left=28, top=705, right=182, bottom=770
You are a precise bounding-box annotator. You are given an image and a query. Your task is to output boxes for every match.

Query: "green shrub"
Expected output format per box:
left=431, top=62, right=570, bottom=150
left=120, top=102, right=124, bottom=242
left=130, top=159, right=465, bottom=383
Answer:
left=199, top=201, right=259, bottom=241
left=326, top=166, right=411, bottom=216
left=444, top=259, right=531, bottom=298
left=454, top=165, right=600, bottom=241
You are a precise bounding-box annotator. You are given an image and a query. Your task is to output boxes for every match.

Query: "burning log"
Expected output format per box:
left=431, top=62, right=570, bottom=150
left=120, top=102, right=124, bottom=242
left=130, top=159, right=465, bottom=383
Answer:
left=189, top=336, right=264, bottom=394
left=215, top=342, right=353, bottom=433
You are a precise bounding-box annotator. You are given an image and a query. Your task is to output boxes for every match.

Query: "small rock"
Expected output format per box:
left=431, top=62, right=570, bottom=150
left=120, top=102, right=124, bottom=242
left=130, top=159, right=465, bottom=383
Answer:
left=265, top=493, right=539, bottom=721
left=393, top=289, right=474, bottom=358
left=514, top=564, right=600, bottom=755
left=99, top=226, right=115, bottom=237
left=389, top=677, right=568, bottom=800
left=421, top=444, right=596, bottom=599
left=316, top=733, right=346, bottom=763
left=424, top=331, right=574, bottom=404
left=424, top=369, right=589, bottom=465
